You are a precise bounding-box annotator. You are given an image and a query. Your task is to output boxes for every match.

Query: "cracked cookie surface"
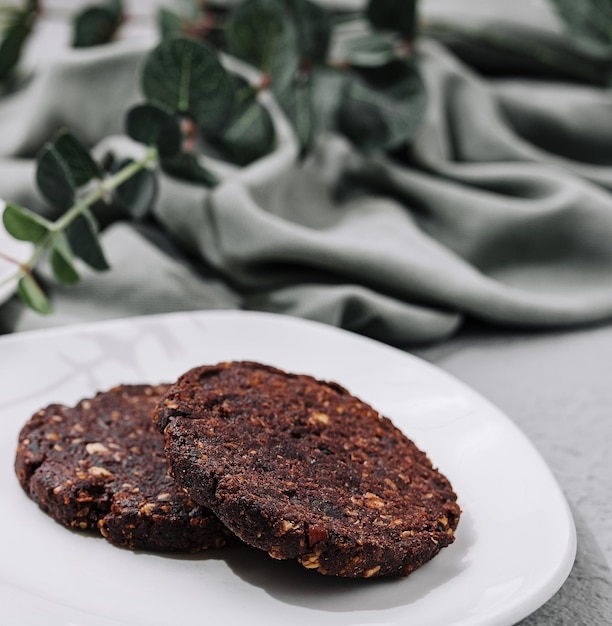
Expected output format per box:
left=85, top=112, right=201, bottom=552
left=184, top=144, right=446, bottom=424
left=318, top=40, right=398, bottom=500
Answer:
left=15, top=384, right=231, bottom=552
left=154, top=361, right=461, bottom=577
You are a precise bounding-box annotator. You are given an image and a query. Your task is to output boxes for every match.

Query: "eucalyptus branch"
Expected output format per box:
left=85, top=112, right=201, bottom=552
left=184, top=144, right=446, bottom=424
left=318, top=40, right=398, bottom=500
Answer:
left=1, top=145, right=159, bottom=309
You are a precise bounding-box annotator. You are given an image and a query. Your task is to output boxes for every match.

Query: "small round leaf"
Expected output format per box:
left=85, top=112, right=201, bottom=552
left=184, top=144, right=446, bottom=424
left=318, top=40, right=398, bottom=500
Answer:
left=366, top=0, right=418, bottom=42
left=217, top=97, right=275, bottom=166
left=276, top=80, right=315, bottom=156
left=53, top=130, right=102, bottom=186
left=72, top=0, right=123, bottom=48
left=126, top=103, right=182, bottom=157
left=337, top=62, right=427, bottom=151
left=141, top=37, right=234, bottom=134
left=36, top=145, right=75, bottom=210
left=283, top=0, right=331, bottom=64
left=0, top=0, right=38, bottom=81
left=17, top=274, right=52, bottom=314
left=2, top=202, right=51, bottom=242
left=226, top=0, right=299, bottom=92
left=50, top=235, right=80, bottom=285
left=158, top=7, right=184, bottom=40
left=66, top=211, right=109, bottom=271
left=72, top=5, right=122, bottom=48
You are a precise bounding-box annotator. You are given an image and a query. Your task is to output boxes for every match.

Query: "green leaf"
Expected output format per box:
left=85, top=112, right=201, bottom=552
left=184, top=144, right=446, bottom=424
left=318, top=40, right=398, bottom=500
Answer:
left=126, top=103, right=182, bottom=157
left=36, top=130, right=100, bottom=210
left=36, top=152, right=75, bottom=211
left=338, top=85, right=388, bottom=152
left=282, top=0, right=331, bottom=64
left=336, top=32, right=398, bottom=68
left=226, top=0, right=299, bottom=92
left=53, top=130, right=102, bottom=186
left=65, top=210, right=109, bottom=271
left=158, top=7, right=184, bottom=40
left=366, top=0, right=418, bottom=42
left=205, top=74, right=275, bottom=164
left=549, top=0, right=612, bottom=54
left=17, top=274, right=52, bottom=314
left=105, top=0, right=123, bottom=20
left=0, top=26, right=25, bottom=82
left=36, top=135, right=89, bottom=210
left=310, top=67, right=347, bottom=133
left=2, top=202, right=51, bottom=242
left=112, top=159, right=158, bottom=219
left=0, top=0, right=38, bottom=82
left=160, top=152, right=219, bottom=187
left=0, top=0, right=39, bottom=82
left=72, top=0, right=124, bottom=48
left=216, top=97, right=276, bottom=166
left=337, top=62, right=427, bottom=151
left=141, top=37, right=234, bottom=134
left=276, top=79, right=315, bottom=156
left=50, top=234, right=80, bottom=285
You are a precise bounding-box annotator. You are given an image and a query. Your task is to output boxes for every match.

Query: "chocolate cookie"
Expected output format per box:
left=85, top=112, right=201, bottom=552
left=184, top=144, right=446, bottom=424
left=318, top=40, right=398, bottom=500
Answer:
left=15, top=384, right=231, bottom=552
left=154, top=361, right=461, bottom=577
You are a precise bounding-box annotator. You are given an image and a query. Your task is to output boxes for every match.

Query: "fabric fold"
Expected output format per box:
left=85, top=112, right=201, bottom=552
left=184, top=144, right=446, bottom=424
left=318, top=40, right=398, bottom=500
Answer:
left=412, top=40, right=612, bottom=190
left=3, top=5, right=612, bottom=346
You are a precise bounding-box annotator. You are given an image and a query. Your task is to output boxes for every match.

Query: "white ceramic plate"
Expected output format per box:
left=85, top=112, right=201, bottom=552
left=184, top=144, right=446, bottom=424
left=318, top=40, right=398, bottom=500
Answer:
left=0, top=199, right=33, bottom=306
left=0, top=311, right=576, bottom=626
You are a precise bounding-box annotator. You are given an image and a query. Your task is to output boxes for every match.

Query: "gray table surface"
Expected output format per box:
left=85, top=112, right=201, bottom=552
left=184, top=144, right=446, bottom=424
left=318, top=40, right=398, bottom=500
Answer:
left=414, top=322, right=612, bottom=624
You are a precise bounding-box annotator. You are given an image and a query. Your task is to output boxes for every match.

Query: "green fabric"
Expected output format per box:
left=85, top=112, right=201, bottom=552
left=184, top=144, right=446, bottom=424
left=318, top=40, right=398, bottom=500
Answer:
left=3, top=1, right=612, bottom=346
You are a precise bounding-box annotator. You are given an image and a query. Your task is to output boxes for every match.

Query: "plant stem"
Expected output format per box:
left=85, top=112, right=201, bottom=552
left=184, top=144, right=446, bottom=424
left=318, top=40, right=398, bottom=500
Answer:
left=0, top=250, right=23, bottom=266
left=53, top=146, right=158, bottom=232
